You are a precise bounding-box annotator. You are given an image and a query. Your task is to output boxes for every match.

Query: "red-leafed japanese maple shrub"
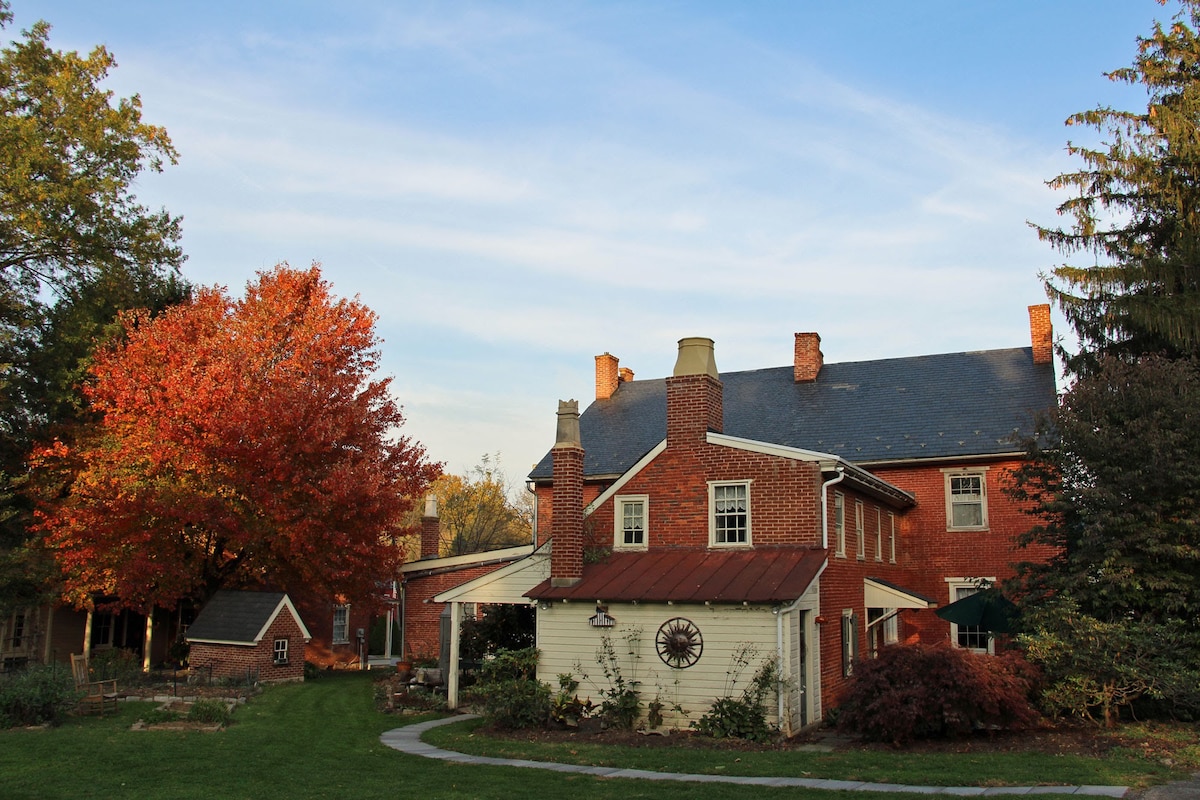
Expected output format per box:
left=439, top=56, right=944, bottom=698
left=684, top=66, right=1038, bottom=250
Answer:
left=835, top=644, right=1041, bottom=745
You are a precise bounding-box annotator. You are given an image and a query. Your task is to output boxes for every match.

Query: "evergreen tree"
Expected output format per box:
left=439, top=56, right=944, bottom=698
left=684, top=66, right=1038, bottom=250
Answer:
left=1037, top=0, right=1200, bottom=370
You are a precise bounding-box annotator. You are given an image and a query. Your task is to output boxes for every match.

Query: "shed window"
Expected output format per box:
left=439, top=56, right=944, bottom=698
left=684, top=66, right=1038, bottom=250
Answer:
left=273, top=638, right=289, bottom=665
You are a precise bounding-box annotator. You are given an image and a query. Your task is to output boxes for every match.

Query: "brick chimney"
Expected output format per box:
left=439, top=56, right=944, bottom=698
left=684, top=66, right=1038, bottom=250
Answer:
left=595, top=353, right=620, bottom=400
left=1028, top=304, right=1053, bottom=365
left=419, top=495, right=440, bottom=559
left=794, top=332, right=823, bottom=382
left=666, top=337, right=722, bottom=447
left=618, top=366, right=634, bottom=383
left=550, top=400, right=584, bottom=587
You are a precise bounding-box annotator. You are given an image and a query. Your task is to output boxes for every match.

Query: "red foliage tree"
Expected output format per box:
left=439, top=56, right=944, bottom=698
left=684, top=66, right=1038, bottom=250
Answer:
left=33, top=264, right=440, bottom=612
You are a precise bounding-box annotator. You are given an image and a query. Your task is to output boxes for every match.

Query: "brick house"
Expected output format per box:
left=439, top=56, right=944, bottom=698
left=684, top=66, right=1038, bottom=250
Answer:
left=185, top=590, right=311, bottom=683
left=399, top=497, right=534, bottom=666
left=437, top=305, right=1057, bottom=732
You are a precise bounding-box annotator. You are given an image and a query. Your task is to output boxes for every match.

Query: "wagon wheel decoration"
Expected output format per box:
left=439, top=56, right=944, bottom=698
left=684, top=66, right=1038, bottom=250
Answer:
left=656, top=617, right=703, bottom=669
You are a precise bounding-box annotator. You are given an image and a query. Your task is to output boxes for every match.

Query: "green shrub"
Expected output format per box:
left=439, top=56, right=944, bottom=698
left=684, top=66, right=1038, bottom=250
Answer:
left=692, top=652, right=778, bottom=742
left=476, top=647, right=550, bottom=729
left=593, top=631, right=642, bottom=730
left=89, top=648, right=144, bottom=684
left=187, top=698, right=232, bottom=725
left=836, top=643, right=1040, bottom=745
left=1018, top=598, right=1200, bottom=727
left=0, top=664, right=80, bottom=728
left=139, top=707, right=183, bottom=725
left=549, top=674, right=594, bottom=728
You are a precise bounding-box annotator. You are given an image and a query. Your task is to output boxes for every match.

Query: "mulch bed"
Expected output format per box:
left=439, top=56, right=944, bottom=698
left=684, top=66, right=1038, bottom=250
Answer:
left=477, top=717, right=1183, bottom=760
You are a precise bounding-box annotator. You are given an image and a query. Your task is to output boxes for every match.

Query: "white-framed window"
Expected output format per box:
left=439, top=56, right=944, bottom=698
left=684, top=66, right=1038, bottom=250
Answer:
left=332, top=604, right=350, bottom=644
left=709, top=481, right=751, bottom=546
left=614, top=495, right=648, bottom=550
left=834, top=492, right=846, bottom=557
left=874, top=508, right=883, bottom=562
left=273, top=637, right=289, bottom=665
left=855, top=501, right=865, bottom=560
left=946, top=578, right=995, bottom=654
left=888, top=512, right=897, bottom=564
left=867, top=607, right=899, bottom=657
left=944, top=468, right=989, bottom=530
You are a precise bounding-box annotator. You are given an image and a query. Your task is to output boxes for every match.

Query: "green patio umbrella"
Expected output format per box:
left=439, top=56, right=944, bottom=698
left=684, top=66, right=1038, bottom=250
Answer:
left=934, top=589, right=1017, bottom=634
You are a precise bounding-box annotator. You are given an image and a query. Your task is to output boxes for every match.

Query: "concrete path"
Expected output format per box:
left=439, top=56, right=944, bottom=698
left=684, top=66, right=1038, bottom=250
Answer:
left=380, top=715, right=1131, bottom=797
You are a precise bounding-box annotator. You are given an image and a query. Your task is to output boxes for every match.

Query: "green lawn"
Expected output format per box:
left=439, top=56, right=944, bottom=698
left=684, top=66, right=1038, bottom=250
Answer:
left=0, top=673, right=1188, bottom=799
left=427, top=716, right=1188, bottom=789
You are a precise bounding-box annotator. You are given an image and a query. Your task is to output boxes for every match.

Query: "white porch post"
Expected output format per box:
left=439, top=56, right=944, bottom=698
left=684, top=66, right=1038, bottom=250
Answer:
left=83, top=609, right=93, bottom=661
left=447, top=601, right=462, bottom=710
left=42, top=606, right=55, bottom=664
left=142, top=611, right=154, bottom=672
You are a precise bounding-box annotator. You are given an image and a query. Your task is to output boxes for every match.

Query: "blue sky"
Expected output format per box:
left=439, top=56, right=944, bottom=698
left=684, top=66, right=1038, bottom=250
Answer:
left=9, top=1, right=1174, bottom=478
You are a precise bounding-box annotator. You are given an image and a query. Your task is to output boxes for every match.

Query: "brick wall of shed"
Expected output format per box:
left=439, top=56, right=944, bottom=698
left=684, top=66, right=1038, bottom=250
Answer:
left=189, top=612, right=306, bottom=684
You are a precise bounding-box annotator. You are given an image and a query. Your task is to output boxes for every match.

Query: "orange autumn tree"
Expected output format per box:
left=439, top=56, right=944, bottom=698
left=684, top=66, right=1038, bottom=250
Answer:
left=34, top=263, right=440, bottom=612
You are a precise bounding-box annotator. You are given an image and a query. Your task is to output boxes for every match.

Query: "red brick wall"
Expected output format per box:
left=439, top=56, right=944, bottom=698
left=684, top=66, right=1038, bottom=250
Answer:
left=292, top=595, right=373, bottom=668
left=189, top=611, right=306, bottom=683
left=604, top=443, right=825, bottom=547
left=401, top=561, right=515, bottom=662
left=536, top=482, right=606, bottom=547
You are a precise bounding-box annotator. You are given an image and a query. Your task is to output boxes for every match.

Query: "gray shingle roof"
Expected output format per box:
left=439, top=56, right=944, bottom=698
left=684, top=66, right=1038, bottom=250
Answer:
left=186, top=590, right=297, bottom=645
left=529, top=346, right=1056, bottom=480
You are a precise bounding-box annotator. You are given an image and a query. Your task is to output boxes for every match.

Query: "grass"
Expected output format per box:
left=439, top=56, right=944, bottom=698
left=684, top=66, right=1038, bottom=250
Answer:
left=0, top=672, right=1191, bottom=800
left=426, top=716, right=1193, bottom=790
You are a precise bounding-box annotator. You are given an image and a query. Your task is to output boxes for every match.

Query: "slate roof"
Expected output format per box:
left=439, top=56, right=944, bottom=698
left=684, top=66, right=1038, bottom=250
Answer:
left=527, top=547, right=826, bottom=604
left=185, top=590, right=310, bottom=645
left=530, top=347, right=1056, bottom=480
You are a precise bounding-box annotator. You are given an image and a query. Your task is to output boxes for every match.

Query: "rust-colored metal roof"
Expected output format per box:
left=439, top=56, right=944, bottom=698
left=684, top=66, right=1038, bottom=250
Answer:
left=526, top=547, right=826, bottom=604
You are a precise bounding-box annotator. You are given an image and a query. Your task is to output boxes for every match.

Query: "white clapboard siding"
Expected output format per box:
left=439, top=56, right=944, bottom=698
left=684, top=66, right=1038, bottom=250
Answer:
left=536, top=601, right=790, bottom=730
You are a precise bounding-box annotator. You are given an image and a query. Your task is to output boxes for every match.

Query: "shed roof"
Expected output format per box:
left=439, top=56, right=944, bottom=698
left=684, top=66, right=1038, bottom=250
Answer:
left=530, top=347, right=1056, bottom=480
left=186, top=590, right=312, bottom=645
left=526, top=547, right=826, bottom=604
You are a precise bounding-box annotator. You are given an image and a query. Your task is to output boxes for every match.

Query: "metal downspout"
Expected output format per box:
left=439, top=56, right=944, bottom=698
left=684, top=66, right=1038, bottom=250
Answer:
left=821, top=467, right=846, bottom=550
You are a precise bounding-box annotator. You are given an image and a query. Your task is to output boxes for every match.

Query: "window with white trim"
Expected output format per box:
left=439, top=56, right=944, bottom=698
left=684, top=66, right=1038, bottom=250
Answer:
left=834, top=492, right=846, bottom=557
left=888, top=512, right=897, bottom=564
left=855, top=500, right=865, bottom=560
left=946, top=579, right=995, bottom=654
left=874, top=508, right=883, bottom=562
left=944, top=469, right=989, bottom=530
left=841, top=609, right=859, bottom=676
left=867, top=607, right=899, bottom=657
left=332, top=604, right=350, bottom=644
left=273, top=637, right=289, bottom=665
left=710, top=481, right=751, bottom=546
left=614, top=495, right=648, bottom=549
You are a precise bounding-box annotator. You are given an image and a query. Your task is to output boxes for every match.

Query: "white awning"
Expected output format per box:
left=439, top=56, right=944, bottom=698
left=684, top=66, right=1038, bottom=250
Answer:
left=864, top=577, right=936, bottom=609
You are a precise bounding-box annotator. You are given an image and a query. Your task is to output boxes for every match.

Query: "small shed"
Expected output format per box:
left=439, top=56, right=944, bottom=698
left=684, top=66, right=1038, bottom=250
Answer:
left=186, top=591, right=312, bottom=684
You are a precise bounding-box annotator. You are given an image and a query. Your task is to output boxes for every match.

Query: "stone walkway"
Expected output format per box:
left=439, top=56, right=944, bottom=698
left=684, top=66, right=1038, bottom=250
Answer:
left=379, top=715, right=1131, bottom=797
